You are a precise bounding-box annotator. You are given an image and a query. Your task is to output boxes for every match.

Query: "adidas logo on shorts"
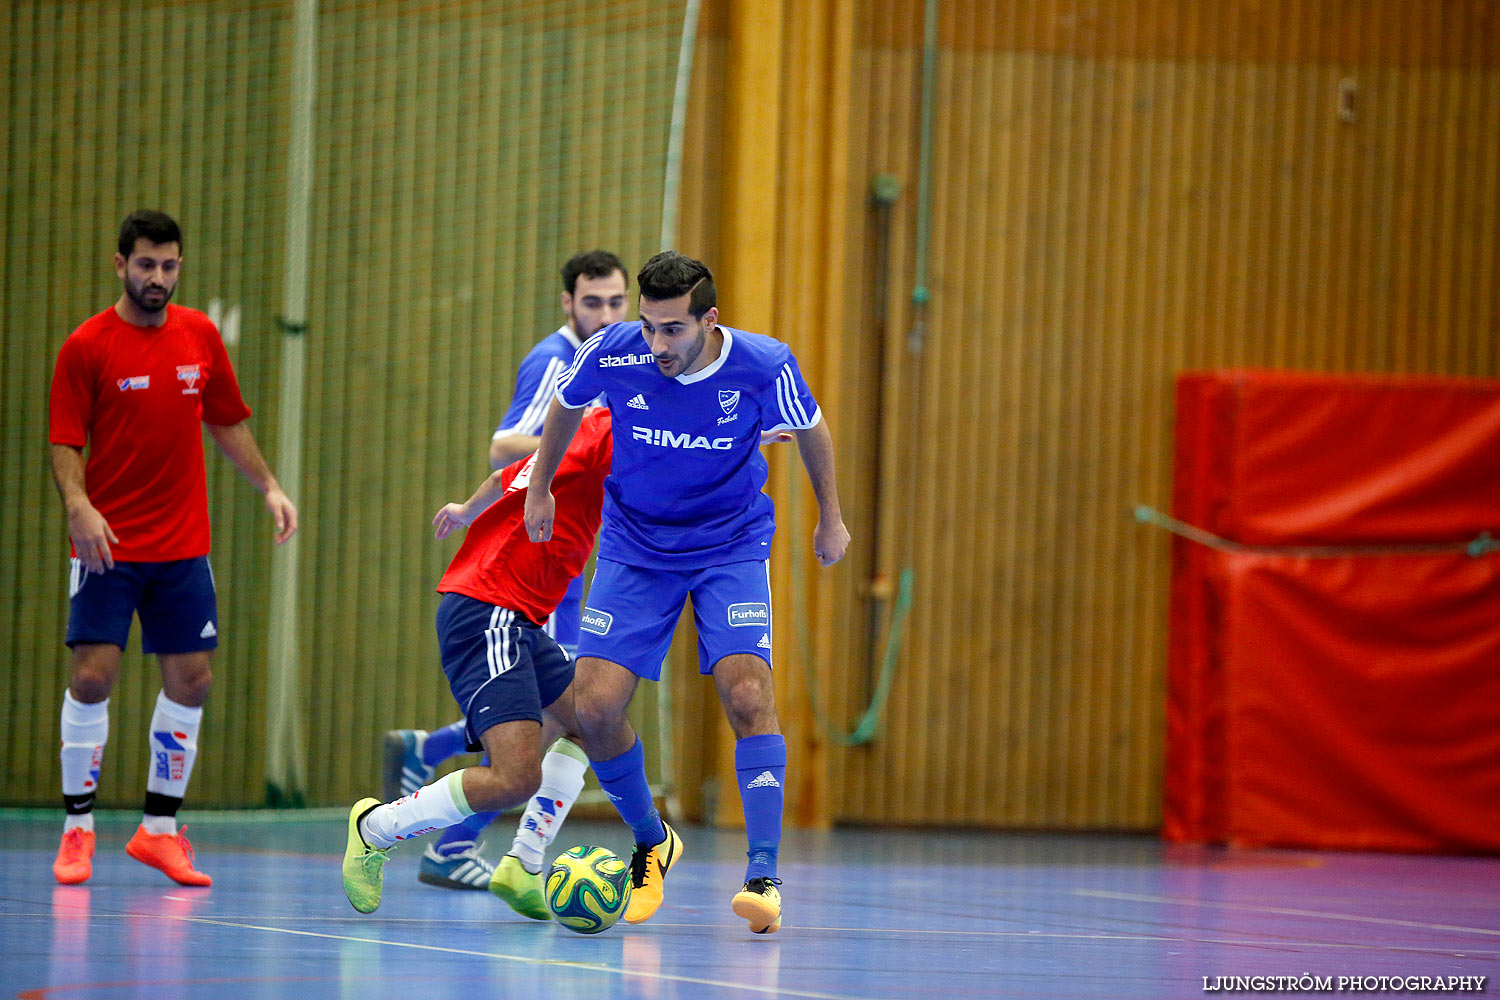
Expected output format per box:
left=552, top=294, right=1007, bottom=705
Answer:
left=757, top=634, right=772, bottom=649
left=627, top=393, right=649, bottom=410
left=199, top=621, right=217, bottom=639
left=746, top=770, right=780, bottom=789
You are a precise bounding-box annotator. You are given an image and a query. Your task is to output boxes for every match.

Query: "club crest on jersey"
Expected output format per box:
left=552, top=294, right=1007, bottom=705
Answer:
left=177, top=364, right=202, bottom=394
left=719, top=389, right=741, bottom=415
left=581, top=608, right=613, bottom=635
left=727, top=602, right=769, bottom=627
left=117, top=375, right=150, bottom=391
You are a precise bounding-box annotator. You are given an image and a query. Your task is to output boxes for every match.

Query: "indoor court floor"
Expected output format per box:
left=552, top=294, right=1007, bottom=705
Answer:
left=1, top=809, right=1495, bottom=999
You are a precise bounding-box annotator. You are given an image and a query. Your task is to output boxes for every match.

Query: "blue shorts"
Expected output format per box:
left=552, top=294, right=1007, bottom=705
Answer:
left=436, top=592, right=575, bottom=751
left=65, top=557, right=218, bottom=655
left=578, top=558, right=773, bottom=681
left=545, top=573, right=585, bottom=656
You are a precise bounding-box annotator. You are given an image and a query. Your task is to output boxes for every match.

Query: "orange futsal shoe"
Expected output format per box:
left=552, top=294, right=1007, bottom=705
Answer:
left=53, top=828, right=96, bottom=885
left=126, top=825, right=213, bottom=886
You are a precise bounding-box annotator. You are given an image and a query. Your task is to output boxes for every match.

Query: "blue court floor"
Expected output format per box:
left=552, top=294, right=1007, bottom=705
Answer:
left=1, top=810, right=1495, bottom=999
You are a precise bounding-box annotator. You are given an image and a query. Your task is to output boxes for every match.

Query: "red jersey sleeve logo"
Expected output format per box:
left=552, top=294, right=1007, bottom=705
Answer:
left=117, top=376, right=150, bottom=391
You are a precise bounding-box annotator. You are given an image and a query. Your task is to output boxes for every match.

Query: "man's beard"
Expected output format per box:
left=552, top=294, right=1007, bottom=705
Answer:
left=126, top=279, right=174, bottom=313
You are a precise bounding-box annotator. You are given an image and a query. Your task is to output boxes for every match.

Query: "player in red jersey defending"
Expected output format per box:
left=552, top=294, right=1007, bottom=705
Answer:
left=341, top=409, right=613, bottom=915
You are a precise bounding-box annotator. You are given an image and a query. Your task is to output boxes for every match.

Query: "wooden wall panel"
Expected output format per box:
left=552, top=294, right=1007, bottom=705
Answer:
left=0, top=0, right=289, bottom=808
left=821, top=0, right=1500, bottom=829
left=296, top=0, right=685, bottom=806
left=1, top=0, right=685, bottom=809
left=4, top=0, right=1497, bottom=833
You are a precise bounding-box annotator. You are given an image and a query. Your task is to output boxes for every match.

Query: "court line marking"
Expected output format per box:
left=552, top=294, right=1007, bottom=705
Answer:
left=142, top=913, right=868, bottom=1000
left=11, top=906, right=1500, bottom=957
left=1075, top=889, right=1500, bottom=937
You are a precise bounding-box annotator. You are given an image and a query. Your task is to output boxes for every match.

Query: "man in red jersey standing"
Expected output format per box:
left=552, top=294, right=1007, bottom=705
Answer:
left=48, top=210, right=298, bottom=887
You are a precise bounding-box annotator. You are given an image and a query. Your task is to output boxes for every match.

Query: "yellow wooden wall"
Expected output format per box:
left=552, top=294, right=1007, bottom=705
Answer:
left=295, top=0, right=685, bottom=806
left=3, top=0, right=1497, bottom=830
left=0, top=0, right=292, bottom=808
left=669, top=0, right=1500, bottom=830
left=0, top=0, right=684, bottom=808
left=831, top=0, right=1500, bottom=828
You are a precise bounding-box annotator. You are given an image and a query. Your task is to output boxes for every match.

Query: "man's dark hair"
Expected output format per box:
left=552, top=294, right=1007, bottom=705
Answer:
left=637, top=251, right=715, bottom=318
left=561, top=250, right=627, bottom=295
left=118, top=210, right=182, bottom=258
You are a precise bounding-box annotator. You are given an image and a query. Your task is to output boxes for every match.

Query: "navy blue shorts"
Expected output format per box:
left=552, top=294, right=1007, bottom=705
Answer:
left=436, top=592, right=575, bottom=751
left=577, top=558, right=773, bottom=681
left=65, top=556, right=219, bottom=655
left=545, top=573, right=585, bottom=656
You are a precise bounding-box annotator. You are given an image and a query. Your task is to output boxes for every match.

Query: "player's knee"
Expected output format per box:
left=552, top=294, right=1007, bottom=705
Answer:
left=170, top=666, right=213, bottom=706
left=573, top=696, right=624, bottom=743
left=69, top=670, right=113, bottom=703
left=721, top=679, right=776, bottom=734
left=469, top=760, right=542, bottom=812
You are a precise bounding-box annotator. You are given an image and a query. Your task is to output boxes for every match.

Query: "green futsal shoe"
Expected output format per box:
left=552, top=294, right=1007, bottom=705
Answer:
left=342, top=797, right=390, bottom=914
left=490, top=853, right=551, bottom=920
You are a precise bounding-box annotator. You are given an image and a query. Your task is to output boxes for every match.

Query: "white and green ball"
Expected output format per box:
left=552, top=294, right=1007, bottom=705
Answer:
left=545, top=845, right=633, bottom=934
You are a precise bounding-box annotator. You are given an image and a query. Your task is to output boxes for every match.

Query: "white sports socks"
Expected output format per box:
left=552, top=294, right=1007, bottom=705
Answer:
left=361, top=771, right=474, bottom=849
left=510, top=737, right=589, bottom=872
left=143, top=691, right=204, bottom=834
left=60, top=691, right=109, bottom=834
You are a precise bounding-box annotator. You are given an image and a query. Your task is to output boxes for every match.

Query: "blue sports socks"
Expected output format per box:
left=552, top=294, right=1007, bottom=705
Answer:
left=735, top=734, right=786, bottom=882
left=593, top=737, right=665, bottom=846
left=422, top=721, right=467, bottom=767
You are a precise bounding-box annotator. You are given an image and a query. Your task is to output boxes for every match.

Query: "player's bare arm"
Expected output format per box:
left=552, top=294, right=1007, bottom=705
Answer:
left=206, top=421, right=298, bottom=544
left=793, top=417, right=850, bottom=566
left=50, top=444, right=118, bottom=573
left=489, top=431, right=541, bottom=470
left=433, top=466, right=514, bottom=539
left=523, top=399, right=586, bottom=543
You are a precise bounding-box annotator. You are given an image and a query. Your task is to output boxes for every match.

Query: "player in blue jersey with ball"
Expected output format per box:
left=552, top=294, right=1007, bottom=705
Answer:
left=524, top=251, right=850, bottom=934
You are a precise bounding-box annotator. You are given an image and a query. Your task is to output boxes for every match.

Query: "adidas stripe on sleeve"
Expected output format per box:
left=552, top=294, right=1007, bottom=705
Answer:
left=495, top=355, right=568, bottom=436
left=758, top=357, right=822, bottom=433
left=554, top=331, right=610, bottom=409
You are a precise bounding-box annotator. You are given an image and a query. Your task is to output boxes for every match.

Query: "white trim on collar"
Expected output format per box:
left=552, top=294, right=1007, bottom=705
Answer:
left=677, top=327, right=733, bottom=384
left=557, top=324, right=582, bottom=351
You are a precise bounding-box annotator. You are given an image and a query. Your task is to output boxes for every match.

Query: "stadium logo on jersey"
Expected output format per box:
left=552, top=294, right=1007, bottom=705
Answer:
left=727, top=602, right=769, bottom=627
left=176, top=364, right=202, bottom=394
left=581, top=608, right=613, bottom=635
left=600, top=352, right=655, bottom=368
left=117, top=375, right=150, bottom=391
left=718, top=389, right=741, bottom=415
left=632, top=426, right=734, bottom=450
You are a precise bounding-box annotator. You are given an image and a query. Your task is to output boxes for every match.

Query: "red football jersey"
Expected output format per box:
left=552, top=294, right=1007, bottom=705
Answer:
left=49, top=304, right=253, bottom=562
left=438, top=408, right=613, bottom=624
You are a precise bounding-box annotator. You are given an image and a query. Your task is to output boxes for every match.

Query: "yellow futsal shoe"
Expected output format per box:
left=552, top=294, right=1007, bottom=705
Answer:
left=623, top=823, right=684, bottom=924
left=732, top=877, right=783, bottom=934
left=489, top=853, right=551, bottom=920
left=341, top=797, right=390, bottom=914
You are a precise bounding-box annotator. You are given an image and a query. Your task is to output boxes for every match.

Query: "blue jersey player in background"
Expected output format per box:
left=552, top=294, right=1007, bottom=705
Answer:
left=524, top=251, right=850, bottom=934
left=381, top=251, right=628, bottom=905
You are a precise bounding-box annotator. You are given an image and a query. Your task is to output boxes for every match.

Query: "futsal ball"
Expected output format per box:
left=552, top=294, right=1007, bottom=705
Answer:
left=545, top=845, right=633, bottom=934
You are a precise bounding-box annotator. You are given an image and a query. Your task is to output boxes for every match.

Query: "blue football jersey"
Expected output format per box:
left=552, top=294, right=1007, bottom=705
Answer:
left=555, top=321, right=821, bottom=568
left=495, top=326, right=582, bottom=437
